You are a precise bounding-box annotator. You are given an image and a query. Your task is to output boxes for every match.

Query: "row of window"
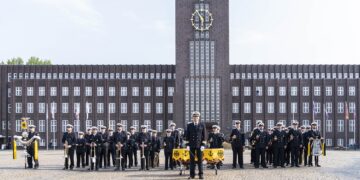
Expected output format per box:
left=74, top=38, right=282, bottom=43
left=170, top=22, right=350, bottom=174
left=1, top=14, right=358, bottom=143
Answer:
left=232, top=86, right=356, bottom=97
left=14, top=119, right=170, bottom=133
left=12, top=86, right=174, bottom=97
left=11, top=102, right=174, bottom=114
left=232, top=102, right=356, bottom=114
left=232, top=119, right=356, bottom=134
left=230, top=72, right=360, bottom=80
left=8, top=72, right=176, bottom=82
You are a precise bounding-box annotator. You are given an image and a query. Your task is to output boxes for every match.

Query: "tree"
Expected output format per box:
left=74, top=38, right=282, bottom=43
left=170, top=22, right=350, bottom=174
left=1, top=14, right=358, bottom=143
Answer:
left=26, top=56, right=52, bottom=65
left=6, top=57, right=24, bottom=65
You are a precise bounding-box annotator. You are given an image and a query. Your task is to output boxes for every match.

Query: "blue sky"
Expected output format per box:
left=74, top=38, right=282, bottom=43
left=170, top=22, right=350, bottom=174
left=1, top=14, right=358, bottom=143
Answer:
left=1, top=0, right=360, bottom=65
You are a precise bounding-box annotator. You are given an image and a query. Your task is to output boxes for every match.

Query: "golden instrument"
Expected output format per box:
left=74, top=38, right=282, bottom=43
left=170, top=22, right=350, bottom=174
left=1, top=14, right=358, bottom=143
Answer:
left=116, top=142, right=122, bottom=167
left=64, top=140, right=69, bottom=159
left=13, top=139, right=17, bottom=159
left=34, top=140, right=38, bottom=161
left=13, top=133, right=41, bottom=169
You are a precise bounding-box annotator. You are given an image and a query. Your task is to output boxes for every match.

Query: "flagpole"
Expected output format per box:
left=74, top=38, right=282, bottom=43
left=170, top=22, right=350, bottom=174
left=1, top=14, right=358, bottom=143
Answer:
left=52, top=101, right=56, bottom=151
left=354, top=106, right=356, bottom=149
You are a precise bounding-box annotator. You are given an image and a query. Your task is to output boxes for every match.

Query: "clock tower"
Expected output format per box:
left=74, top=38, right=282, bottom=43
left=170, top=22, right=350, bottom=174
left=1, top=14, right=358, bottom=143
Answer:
left=174, top=0, right=231, bottom=131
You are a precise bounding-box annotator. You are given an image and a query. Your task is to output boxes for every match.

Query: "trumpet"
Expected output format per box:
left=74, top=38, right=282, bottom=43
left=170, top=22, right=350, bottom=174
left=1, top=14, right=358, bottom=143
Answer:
left=90, top=142, right=96, bottom=164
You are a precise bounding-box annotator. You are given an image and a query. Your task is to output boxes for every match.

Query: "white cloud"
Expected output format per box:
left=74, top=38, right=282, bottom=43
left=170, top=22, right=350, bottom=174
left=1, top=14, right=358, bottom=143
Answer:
left=32, top=0, right=103, bottom=30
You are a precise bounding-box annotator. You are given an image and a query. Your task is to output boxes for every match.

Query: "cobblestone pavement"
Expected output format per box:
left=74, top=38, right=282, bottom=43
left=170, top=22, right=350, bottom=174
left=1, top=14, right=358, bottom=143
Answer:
left=0, top=150, right=359, bottom=180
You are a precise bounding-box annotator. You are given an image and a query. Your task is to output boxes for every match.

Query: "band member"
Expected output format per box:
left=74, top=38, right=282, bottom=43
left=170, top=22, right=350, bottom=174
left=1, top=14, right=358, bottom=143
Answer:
left=125, top=132, right=134, bottom=168
left=62, top=124, right=77, bottom=170
left=163, top=129, right=175, bottom=170
left=208, top=125, right=224, bottom=169
left=137, top=125, right=151, bottom=171
left=284, top=127, right=291, bottom=166
left=230, top=120, right=245, bottom=169
left=129, top=126, right=138, bottom=167
left=107, top=129, right=116, bottom=167
left=308, top=122, right=322, bottom=167
left=85, top=128, right=92, bottom=166
left=150, top=130, right=161, bottom=168
left=99, top=126, right=108, bottom=168
left=27, top=125, right=40, bottom=169
left=303, top=126, right=311, bottom=166
left=288, top=121, right=303, bottom=167
left=185, top=111, right=206, bottom=179
left=266, top=128, right=273, bottom=165
left=88, top=126, right=102, bottom=171
left=251, top=122, right=269, bottom=169
left=76, top=132, right=86, bottom=168
left=272, top=122, right=287, bottom=168
left=299, top=125, right=306, bottom=165
left=250, top=121, right=262, bottom=164
left=114, top=123, right=127, bottom=171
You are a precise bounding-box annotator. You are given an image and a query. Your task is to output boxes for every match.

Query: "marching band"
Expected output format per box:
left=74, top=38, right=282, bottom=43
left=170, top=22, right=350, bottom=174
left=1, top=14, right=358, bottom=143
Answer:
left=11, top=112, right=325, bottom=179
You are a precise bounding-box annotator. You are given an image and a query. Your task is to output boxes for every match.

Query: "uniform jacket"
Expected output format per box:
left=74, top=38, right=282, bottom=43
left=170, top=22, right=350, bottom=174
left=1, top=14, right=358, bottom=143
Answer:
left=208, top=132, right=224, bottom=148
left=163, top=136, right=175, bottom=153
left=62, top=132, right=77, bottom=149
left=230, top=128, right=245, bottom=148
left=185, top=122, right=206, bottom=149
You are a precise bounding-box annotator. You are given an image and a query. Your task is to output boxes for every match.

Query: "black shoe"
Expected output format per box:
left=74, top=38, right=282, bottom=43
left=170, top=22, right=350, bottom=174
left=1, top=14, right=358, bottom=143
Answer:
left=70, top=167, right=74, bottom=170
left=63, top=167, right=68, bottom=170
left=273, top=166, right=277, bottom=168
left=76, top=166, right=80, bottom=168
left=263, top=166, right=268, bottom=168
left=290, top=165, right=294, bottom=167
left=281, top=166, right=285, bottom=168
left=114, top=168, right=120, bottom=171
left=296, top=165, right=300, bottom=167
left=240, top=166, right=244, bottom=169
left=232, top=166, right=236, bottom=169
left=255, top=166, right=259, bottom=169
left=316, top=164, right=321, bottom=167
left=146, top=168, right=149, bottom=170
left=188, top=176, right=195, bottom=179
left=199, top=175, right=204, bottom=179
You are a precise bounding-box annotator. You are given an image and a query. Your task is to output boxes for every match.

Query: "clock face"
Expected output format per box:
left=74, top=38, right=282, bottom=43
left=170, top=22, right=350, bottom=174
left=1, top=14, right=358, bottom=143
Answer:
left=191, top=9, right=213, bottom=31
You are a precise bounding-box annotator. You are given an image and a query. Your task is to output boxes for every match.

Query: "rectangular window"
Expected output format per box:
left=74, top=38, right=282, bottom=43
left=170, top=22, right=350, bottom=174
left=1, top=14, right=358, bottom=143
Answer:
left=267, top=120, right=274, bottom=129
left=132, top=120, right=139, bottom=132
left=256, top=86, right=263, bottom=96
left=267, top=87, right=274, bottom=96
left=314, top=86, right=321, bottom=96
left=303, top=102, right=309, bottom=113
left=168, top=103, right=173, bottom=114
left=120, top=87, right=127, bottom=96
left=16, top=120, right=21, bottom=132
left=144, top=87, right=151, bottom=96
left=109, top=87, right=115, bottom=96
left=168, top=87, right=174, bottom=96
left=349, top=119, right=355, bottom=132
left=144, top=120, right=151, bottom=129
left=326, top=87, right=332, bottom=96
left=62, top=87, right=69, bottom=96
left=15, top=103, right=22, bottom=113
left=97, top=103, right=104, bottom=113
left=337, top=86, right=344, bottom=96
left=86, top=120, right=92, bottom=130
left=349, top=102, right=356, bottom=113
left=97, top=120, right=104, bottom=130
left=156, top=103, right=163, bottom=114
left=144, top=103, right=151, bottom=113
left=39, top=103, right=45, bottom=113
left=27, top=87, right=34, bottom=96
left=85, top=87, right=92, bottom=96
left=326, top=102, right=332, bottom=113
left=279, top=87, right=286, bottom=96
left=256, top=103, right=262, bottom=113
left=121, top=103, right=127, bottom=113
left=268, top=102, right=274, bottom=113
left=39, top=87, right=45, bottom=96
left=349, top=86, right=356, bottom=96
left=74, top=120, right=80, bottom=132
left=156, top=120, right=163, bottom=132
left=232, top=87, right=239, bottom=96
left=314, top=102, right=321, bottom=113
left=291, top=102, right=297, bottom=113
left=232, top=103, right=239, bottom=113
left=74, top=87, right=80, bottom=96
left=302, top=87, right=309, bottom=96
left=337, top=120, right=344, bottom=132
left=156, top=87, right=163, bottom=96
left=50, top=87, right=57, bottom=96
left=109, top=103, right=116, bottom=113
left=27, top=103, right=34, bottom=113
left=337, top=102, right=344, bottom=113
left=51, top=120, right=57, bottom=132
left=326, top=120, right=332, bottom=132
left=244, top=103, right=251, bottom=113
left=337, top=139, right=344, bottom=147
left=97, top=87, right=104, bottom=96
left=132, top=87, right=139, bottom=96
left=15, top=87, right=22, bottom=96
left=291, top=86, right=298, bottom=96
left=132, top=103, right=139, bottom=113
left=120, top=120, right=127, bottom=131
left=38, top=120, right=45, bottom=132
left=244, top=87, right=251, bottom=96
left=244, top=120, right=251, bottom=133
left=279, top=102, right=286, bottom=113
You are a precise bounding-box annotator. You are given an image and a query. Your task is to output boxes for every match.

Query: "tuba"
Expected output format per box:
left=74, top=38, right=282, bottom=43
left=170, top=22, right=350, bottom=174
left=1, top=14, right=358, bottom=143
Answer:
left=13, top=133, right=41, bottom=169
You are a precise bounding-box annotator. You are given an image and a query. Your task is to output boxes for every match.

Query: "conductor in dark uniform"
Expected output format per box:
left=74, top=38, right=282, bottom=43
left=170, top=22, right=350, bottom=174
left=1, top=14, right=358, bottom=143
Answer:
left=230, top=120, right=245, bottom=169
left=185, top=111, right=206, bottom=179
left=251, top=122, right=269, bottom=169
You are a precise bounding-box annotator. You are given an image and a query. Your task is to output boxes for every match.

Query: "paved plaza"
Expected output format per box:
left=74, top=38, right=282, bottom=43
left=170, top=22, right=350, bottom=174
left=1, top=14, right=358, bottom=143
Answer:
left=0, top=150, right=359, bottom=180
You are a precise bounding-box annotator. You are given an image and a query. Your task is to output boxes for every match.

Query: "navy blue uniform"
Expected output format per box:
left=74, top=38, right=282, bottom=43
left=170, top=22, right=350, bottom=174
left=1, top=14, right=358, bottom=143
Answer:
left=230, top=128, right=245, bottom=168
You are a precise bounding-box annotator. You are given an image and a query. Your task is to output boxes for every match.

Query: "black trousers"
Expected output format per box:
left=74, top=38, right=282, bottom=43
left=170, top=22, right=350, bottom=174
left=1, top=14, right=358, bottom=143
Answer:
left=164, top=151, right=173, bottom=169
left=64, top=148, right=75, bottom=169
left=132, top=149, right=138, bottom=166
left=291, top=146, right=299, bottom=166
left=85, top=146, right=90, bottom=166
left=149, top=151, right=156, bottom=168
left=27, top=147, right=39, bottom=168
left=273, top=147, right=285, bottom=167
left=255, top=147, right=266, bottom=168
left=250, top=148, right=256, bottom=163
left=115, top=149, right=126, bottom=169
left=231, top=146, right=243, bottom=168
left=266, top=148, right=273, bottom=164
left=90, top=148, right=100, bottom=170
left=106, top=148, right=116, bottom=167
left=285, top=148, right=291, bottom=165
left=76, top=151, right=85, bottom=167
left=299, top=147, right=304, bottom=165
left=190, top=147, right=203, bottom=177
left=315, top=156, right=319, bottom=165
left=126, top=150, right=133, bottom=167
left=140, top=149, right=150, bottom=170
left=99, top=147, right=107, bottom=168
left=304, top=146, right=310, bottom=165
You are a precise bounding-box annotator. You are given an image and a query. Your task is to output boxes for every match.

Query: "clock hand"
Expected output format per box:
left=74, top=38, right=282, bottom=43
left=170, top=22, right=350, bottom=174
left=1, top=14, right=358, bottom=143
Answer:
left=195, top=10, right=204, bottom=23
